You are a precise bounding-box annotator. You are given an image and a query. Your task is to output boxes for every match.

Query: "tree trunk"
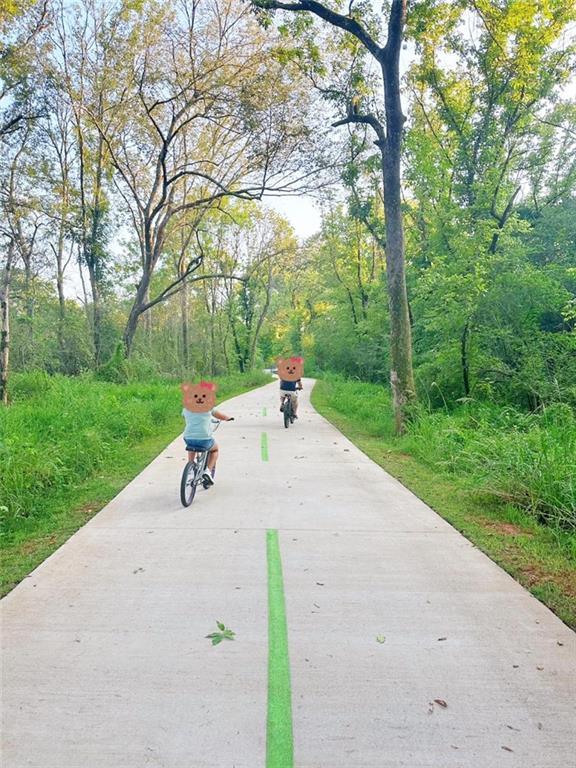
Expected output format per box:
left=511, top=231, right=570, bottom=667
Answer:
left=249, top=270, right=273, bottom=370
left=333, top=260, right=358, bottom=325
left=22, top=253, right=34, bottom=363
left=123, top=295, right=144, bottom=358
left=144, top=290, right=152, bottom=346
left=81, top=132, right=107, bottom=367
left=87, top=261, right=103, bottom=365
left=227, top=304, right=244, bottom=373
left=54, top=231, right=67, bottom=367
left=210, top=290, right=217, bottom=377
left=180, top=281, right=189, bottom=372
left=78, top=254, right=93, bottom=341
left=355, top=223, right=369, bottom=320
left=0, top=243, right=15, bottom=405
left=380, top=30, right=415, bottom=433
left=123, top=222, right=160, bottom=358
left=222, top=322, right=230, bottom=372
left=123, top=228, right=155, bottom=357
left=461, top=320, right=471, bottom=397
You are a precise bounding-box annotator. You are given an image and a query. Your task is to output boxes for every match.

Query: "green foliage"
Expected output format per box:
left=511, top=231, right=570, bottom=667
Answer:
left=404, top=401, right=576, bottom=529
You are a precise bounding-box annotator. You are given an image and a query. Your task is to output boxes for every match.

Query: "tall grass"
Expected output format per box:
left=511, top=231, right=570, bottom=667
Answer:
left=0, top=370, right=271, bottom=536
left=315, top=375, right=576, bottom=530
left=315, top=376, right=395, bottom=439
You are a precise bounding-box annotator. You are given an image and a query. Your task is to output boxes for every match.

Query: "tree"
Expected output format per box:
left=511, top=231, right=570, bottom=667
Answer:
left=221, top=208, right=295, bottom=371
left=49, top=0, right=122, bottom=365
left=40, top=87, right=78, bottom=368
left=0, top=0, right=48, bottom=139
left=253, top=0, right=415, bottom=432
left=0, top=0, right=50, bottom=401
left=405, top=0, right=576, bottom=400
left=83, top=0, right=317, bottom=356
left=0, top=119, right=48, bottom=401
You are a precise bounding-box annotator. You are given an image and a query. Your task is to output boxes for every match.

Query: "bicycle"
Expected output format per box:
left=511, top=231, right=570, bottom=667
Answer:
left=180, top=419, right=232, bottom=507
left=281, top=392, right=296, bottom=429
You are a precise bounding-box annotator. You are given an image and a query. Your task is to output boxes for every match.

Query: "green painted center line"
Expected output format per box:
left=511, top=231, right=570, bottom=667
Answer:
left=266, top=530, right=294, bottom=768
left=262, top=406, right=267, bottom=417
left=261, top=432, right=269, bottom=462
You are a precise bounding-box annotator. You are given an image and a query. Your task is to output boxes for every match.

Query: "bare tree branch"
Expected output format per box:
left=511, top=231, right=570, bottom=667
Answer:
left=253, top=0, right=384, bottom=60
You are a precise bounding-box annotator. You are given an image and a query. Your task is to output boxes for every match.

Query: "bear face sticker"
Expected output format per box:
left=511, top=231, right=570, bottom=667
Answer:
left=277, top=357, right=304, bottom=382
left=181, top=381, right=217, bottom=413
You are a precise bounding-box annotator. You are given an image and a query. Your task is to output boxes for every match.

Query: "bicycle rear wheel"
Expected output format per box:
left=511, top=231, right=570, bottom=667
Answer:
left=180, top=461, right=198, bottom=506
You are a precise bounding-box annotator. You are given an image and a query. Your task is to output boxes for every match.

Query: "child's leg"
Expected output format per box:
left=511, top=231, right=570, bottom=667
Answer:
left=292, top=395, right=298, bottom=414
left=206, top=443, right=219, bottom=470
left=187, top=450, right=196, bottom=463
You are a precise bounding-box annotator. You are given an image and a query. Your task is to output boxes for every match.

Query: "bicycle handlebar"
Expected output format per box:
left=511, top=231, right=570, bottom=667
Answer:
left=210, top=417, right=234, bottom=427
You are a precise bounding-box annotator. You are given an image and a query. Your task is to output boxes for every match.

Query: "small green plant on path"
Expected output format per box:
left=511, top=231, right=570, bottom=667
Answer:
left=206, top=621, right=236, bottom=646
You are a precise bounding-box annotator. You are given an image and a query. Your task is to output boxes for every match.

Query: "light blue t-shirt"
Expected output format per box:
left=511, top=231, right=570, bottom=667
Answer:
left=182, top=408, right=215, bottom=440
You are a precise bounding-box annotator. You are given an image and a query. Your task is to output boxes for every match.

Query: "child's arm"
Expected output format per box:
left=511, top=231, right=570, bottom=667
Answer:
left=297, top=379, right=303, bottom=390
left=213, top=409, right=233, bottom=421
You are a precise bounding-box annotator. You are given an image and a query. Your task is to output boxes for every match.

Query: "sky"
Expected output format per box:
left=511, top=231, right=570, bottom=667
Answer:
left=265, top=196, right=323, bottom=240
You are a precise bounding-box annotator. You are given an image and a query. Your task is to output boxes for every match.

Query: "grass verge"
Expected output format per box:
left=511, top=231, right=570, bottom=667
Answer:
left=311, top=377, right=576, bottom=630
left=1, top=371, right=270, bottom=595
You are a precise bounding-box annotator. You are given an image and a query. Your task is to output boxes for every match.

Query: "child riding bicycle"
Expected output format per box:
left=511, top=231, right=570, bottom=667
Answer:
left=277, top=357, right=303, bottom=417
left=181, top=381, right=233, bottom=487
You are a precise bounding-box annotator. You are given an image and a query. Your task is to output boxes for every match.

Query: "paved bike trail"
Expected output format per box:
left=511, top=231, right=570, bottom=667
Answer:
left=2, top=380, right=575, bottom=768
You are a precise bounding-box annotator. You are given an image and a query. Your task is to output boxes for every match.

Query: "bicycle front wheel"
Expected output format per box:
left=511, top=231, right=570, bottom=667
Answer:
left=180, top=461, right=198, bottom=506
left=283, top=400, right=290, bottom=428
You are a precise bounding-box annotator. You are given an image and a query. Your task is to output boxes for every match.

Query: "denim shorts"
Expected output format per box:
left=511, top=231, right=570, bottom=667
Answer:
left=184, top=437, right=215, bottom=452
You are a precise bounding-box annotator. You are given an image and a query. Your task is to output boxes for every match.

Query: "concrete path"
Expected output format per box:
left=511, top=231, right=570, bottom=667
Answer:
left=2, top=380, right=575, bottom=768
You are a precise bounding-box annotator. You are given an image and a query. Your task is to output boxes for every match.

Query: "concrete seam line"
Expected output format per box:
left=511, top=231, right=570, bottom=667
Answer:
left=261, top=432, right=269, bottom=462
left=266, top=529, right=294, bottom=768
